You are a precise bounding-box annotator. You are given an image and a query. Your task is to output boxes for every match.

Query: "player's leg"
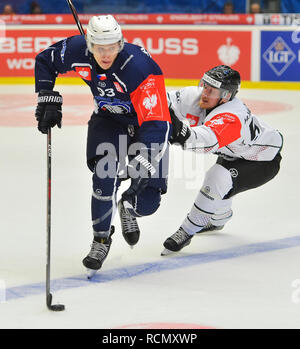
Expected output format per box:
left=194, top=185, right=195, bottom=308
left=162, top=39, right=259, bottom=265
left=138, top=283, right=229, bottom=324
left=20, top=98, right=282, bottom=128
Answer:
left=162, top=152, right=282, bottom=255
left=119, top=186, right=161, bottom=246
left=183, top=163, right=233, bottom=234
left=119, top=146, right=169, bottom=247
left=83, top=115, right=128, bottom=276
left=162, top=163, right=233, bottom=254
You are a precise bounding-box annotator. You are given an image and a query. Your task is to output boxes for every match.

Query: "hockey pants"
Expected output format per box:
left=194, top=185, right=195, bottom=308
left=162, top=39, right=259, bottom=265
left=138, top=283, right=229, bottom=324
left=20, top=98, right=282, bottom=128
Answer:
left=86, top=114, right=166, bottom=239
left=182, top=153, right=282, bottom=235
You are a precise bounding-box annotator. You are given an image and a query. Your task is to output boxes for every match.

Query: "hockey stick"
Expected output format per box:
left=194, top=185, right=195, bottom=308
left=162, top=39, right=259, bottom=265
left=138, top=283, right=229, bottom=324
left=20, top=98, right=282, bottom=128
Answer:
left=45, top=0, right=83, bottom=311
left=66, top=0, right=85, bottom=35
left=46, top=128, right=65, bottom=311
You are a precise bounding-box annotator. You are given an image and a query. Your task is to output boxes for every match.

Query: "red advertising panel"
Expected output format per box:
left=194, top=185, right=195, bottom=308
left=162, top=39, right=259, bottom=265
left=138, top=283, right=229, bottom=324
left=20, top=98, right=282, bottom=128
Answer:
left=124, top=30, right=251, bottom=80
left=0, top=28, right=251, bottom=80
left=0, top=29, right=78, bottom=77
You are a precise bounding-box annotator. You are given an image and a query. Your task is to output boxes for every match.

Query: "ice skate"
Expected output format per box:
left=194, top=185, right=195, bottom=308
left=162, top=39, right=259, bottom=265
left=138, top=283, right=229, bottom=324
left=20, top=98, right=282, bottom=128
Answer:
left=118, top=200, right=140, bottom=247
left=161, top=227, right=193, bottom=256
left=82, top=226, right=114, bottom=279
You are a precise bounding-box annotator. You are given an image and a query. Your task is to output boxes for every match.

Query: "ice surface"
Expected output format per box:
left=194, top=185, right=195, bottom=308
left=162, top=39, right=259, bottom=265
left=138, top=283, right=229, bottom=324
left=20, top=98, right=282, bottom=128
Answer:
left=0, top=84, right=299, bottom=329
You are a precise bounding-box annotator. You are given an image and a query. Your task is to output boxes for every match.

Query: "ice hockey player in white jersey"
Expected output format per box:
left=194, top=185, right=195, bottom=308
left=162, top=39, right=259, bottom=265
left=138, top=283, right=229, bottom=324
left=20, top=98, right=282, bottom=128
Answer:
left=161, top=65, right=283, bottom=255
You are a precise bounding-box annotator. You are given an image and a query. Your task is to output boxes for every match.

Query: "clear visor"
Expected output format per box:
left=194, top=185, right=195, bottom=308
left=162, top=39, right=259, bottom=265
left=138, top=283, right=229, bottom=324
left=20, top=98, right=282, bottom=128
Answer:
left=199, top=79, right=232, bottom=100
left=92, top=42, right=121, bottom=55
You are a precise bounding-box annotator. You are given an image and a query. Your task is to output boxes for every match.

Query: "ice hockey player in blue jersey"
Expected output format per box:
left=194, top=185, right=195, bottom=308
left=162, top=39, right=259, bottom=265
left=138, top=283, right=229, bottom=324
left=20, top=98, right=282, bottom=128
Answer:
left=34, top=15, right=172, bottom=278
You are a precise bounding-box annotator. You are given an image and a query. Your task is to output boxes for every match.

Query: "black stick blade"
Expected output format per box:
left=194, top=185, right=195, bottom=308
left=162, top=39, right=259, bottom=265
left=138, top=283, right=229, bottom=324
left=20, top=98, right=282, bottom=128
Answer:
left=47, top=293, right=65, bottom=312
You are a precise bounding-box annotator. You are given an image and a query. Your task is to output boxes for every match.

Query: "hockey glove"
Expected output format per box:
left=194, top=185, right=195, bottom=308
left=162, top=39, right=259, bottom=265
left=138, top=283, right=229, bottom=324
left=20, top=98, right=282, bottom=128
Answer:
left=122, top=153, right=157, bottom=208
left=35, top=90, right=63, bottom=134
left=169, top=108, right=191, bottom=146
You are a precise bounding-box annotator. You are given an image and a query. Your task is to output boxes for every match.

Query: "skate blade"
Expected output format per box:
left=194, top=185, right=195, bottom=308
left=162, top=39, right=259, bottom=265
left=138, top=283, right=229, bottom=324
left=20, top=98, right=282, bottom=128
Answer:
left=86, top=268, right=97, bottom=279
left=161, top=248, right=175, bottom=256
left=196, top=225, right=224, bottom=234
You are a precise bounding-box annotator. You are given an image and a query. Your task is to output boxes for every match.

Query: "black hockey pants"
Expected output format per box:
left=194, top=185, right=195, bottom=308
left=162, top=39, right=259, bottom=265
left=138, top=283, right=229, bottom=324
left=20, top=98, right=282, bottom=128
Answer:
left=217, top=152, right=282, bottom=199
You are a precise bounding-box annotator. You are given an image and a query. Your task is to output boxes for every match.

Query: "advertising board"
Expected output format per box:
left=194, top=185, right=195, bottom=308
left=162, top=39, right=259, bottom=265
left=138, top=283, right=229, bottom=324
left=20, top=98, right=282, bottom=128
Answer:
left=261, top=30, right=300, bottom=81
left=0, top=28, right=252, bottom=80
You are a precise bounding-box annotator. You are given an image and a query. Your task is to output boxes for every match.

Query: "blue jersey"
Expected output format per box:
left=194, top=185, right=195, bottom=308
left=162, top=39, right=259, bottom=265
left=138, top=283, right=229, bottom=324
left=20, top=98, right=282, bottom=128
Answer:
left=35, top=35, right=171, bottom=150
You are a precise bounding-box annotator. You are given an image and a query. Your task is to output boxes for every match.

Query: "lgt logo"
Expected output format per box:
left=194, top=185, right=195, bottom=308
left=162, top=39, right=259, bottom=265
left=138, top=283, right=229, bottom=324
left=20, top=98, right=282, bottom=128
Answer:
left=263, top=36, right=296, bottom=76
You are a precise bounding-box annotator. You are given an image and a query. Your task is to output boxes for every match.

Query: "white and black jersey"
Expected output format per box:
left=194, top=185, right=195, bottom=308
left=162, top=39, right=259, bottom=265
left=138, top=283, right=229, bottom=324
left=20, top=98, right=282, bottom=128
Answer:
left=168, top=86, right=283, bottom=161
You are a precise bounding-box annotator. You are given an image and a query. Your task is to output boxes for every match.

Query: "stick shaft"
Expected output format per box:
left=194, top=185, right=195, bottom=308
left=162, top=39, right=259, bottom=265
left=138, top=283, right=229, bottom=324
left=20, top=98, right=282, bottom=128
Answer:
left=46, top=128, right=51, bottom=302
left=66, top=0, right=85, bottom=35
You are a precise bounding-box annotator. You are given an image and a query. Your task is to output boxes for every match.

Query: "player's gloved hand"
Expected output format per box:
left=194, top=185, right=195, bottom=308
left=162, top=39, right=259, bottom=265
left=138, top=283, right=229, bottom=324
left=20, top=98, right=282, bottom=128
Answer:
left=169, top=107, right=191, bottom=146
left=35, top=90, right=63, bottom=134
left=122, top=153, right=157, bottom=207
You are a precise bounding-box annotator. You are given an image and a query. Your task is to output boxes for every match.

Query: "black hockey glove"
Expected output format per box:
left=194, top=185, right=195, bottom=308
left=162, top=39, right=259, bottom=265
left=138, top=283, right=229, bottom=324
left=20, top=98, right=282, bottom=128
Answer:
left=35, top=90, right=63, bottom=134
left=169, top=107, right=191, bottom=146
left=122, top=153, right=157, bottom=206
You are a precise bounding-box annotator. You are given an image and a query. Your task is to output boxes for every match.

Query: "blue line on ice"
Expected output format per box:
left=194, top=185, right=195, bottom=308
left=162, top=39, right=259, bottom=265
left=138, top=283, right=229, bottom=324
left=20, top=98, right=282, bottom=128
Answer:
left=5, top=235, right=300, bottom=301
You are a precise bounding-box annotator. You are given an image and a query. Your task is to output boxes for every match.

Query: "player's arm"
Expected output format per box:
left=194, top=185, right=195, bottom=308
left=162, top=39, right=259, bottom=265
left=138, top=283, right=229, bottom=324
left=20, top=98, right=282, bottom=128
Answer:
left=130, top=73, right=171, bottom=175
left=170, top=109, right=242, bottom=153
left=122, top=73, right=171, bottom=204
left=34, top=36, right=81, bottom=133
left=35, top=36, right=82, bottom=91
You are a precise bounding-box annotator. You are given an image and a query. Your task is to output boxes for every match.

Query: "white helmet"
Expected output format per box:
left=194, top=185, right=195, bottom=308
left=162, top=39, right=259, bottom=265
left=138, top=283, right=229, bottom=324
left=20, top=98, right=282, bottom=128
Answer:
left=86, top=15, right=124, bottom=53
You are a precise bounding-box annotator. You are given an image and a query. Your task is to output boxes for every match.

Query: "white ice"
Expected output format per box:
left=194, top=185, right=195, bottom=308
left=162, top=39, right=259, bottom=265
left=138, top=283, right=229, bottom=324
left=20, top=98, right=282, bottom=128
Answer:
left=0, top=84, right=299, bottom=329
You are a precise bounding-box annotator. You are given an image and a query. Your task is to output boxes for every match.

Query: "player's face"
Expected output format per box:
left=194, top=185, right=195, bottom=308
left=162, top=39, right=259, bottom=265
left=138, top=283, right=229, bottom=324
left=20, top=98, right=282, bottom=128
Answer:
left=199, top=83, right=222, bottom=109
left=92, top=43, right=120, bottom=70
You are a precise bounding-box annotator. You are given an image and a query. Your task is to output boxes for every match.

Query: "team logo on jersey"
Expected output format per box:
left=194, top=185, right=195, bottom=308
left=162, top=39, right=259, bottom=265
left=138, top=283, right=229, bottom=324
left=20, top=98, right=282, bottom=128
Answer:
left=262, top=36, right=296, bottom=76
left=205, top=112, right=241, bottom=148
left=75, top=66, right=92, bottom=81
left=97, top=99, right=132, bottom=114
left=142, top=92, right=158, bottom=115
left=186, top=114, right=200, bottom=127
left=207, top=117, right=224, bottom=126
left=130, top=74, right=170, bottom=124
